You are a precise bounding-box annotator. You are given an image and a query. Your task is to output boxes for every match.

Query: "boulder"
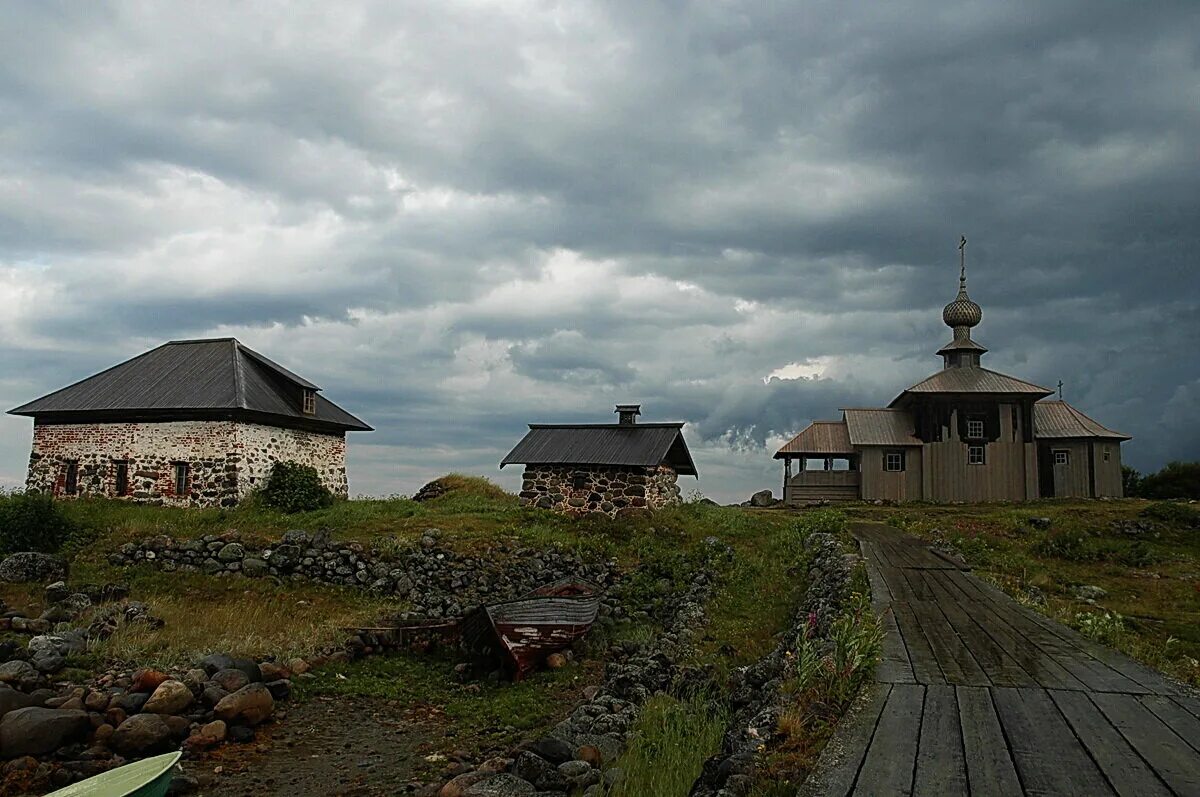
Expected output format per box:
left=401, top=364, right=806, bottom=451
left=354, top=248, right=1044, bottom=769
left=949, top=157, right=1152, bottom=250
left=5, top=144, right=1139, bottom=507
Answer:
left=43, top=582, right=70, bottom=603
left=229, top=657, right=263, bottom=683
left=216, top=543, right=245, bottom=562
left=0, top=661, right=37, bottom=685
left=749, top=490, right=776, bottom=508
left=198, top=653, right=235, bottom=675
left=258, top=661, right=289, bottom=682
left=0, top=707, right=89, bottom=758
left=110, top=692, right=149, bottom=715
left=143, top=680, right=193, bottom=715
left=131, top=668, right=170, bottom=693
left=460, top=774, right=535, bottom=796
left=111, top=713, right=173, bottom=755
left=241, top=558, right=268, bottom=578
left=209, top=669, right=250, bottom=693
left=529, top=736, right=573, bottom=765
left=1073, top=585, right=1108, bottom=602
left=28, top=631, right=87, bottom=660
left=512, top=751, right=565, bottom=790
left=0, top=688, right=38, bottom=720
left=213, top=683, right=273, bottom=725
left=32, top=654, right=64, bottom=675
left=438, top=771, right=491, bottom=797
left=0, top=553, right=67, bottom=584
left=183, top=719, right=226, bottom=751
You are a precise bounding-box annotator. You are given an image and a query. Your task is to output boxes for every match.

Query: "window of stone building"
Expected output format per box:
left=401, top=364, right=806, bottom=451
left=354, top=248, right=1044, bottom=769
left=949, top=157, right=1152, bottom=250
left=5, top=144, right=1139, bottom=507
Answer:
left=572, top=471, right=588, bottom=490
left=303, top=389, right=317, bottom=415
left=967, top=445, right=986, bottom=465
left=884, top=451, right=905, bottom=472
left=174, top=462, right=190, bottom=496
left=1054, top=449, right=1069, bottom=466
left=64, top=461, right=78, bottom=496
left=113, top=460, right=129, bottom=496
left=967, top=418, right=985, bottom=439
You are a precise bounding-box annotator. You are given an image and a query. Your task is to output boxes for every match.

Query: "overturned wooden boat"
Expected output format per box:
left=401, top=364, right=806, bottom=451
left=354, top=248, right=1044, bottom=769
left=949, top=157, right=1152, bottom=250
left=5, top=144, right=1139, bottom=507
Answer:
left=460, top=577, right=603, bottom=680
left=45, top=751, right=182, bottom=797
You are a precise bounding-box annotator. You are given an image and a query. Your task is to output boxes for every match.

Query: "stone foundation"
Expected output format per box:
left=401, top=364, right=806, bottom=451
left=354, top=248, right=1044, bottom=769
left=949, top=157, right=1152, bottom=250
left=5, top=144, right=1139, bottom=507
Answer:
left=25, top=421, right=347, bottom=508
left=518, top=464, right=681, bottom=515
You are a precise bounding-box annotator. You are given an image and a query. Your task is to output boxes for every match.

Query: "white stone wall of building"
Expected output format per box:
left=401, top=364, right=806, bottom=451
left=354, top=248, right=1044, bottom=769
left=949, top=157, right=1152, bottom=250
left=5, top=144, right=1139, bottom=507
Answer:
left=234, top=422, right=348, bottom=499
left=518, top=464, right=682, bottom=516
left=25, top=420, right=348, bottom=507
left=26, top=421, right=241, bottom=507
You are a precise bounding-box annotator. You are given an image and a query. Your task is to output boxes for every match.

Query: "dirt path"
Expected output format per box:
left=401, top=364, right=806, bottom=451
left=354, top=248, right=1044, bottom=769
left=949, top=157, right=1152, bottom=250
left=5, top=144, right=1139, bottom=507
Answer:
left=804, top=522, right=1200, bottom=796
left=192, top=696, right=434, bottom=796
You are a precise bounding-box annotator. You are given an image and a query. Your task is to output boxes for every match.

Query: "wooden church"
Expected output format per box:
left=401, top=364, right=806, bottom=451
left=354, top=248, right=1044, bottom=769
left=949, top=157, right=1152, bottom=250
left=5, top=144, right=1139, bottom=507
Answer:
left=775, top=241, right=1129, bottom=504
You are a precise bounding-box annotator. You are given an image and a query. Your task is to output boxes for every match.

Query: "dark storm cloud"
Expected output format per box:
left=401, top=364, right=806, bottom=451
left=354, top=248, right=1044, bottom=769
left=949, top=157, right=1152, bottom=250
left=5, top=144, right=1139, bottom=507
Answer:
left=1, top=1, right=1197, bottom=500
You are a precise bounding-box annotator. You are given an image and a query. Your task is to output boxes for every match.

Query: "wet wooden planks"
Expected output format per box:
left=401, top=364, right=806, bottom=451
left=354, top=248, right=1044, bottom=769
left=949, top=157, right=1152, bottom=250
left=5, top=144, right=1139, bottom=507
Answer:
left=827, top=522, right=1200, bottom=795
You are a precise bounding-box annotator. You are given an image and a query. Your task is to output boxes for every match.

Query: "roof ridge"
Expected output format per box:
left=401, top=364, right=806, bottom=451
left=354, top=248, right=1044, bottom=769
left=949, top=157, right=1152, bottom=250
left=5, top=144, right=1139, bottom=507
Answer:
left=231, top=340, right=247, bottom=409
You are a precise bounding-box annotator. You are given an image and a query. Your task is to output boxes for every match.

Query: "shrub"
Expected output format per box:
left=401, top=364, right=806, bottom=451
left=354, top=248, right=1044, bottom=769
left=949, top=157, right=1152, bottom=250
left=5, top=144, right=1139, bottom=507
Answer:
left=0, top=491, right=78, bottom=554
left=1031, top=531, right=1096, bottom=561
left=1122, top=465, right=1143, bottom=497
left=1074, top=611, right=1127, bottom=646
left=1139, top=501, right=1200, bottom=529
left=1137, top=461, right=1200, bottom=500
left=260, top=462, right=334, bottom=514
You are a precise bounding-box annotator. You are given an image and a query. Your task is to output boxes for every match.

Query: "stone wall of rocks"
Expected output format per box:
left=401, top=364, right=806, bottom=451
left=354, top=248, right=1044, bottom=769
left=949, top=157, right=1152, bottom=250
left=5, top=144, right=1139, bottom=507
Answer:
left=689, top=532, right=858, bottom=797
left=518, top=464, right=682, bottom=516
left=109, top=529, right=618, bottom=618
left=24, top=420, right=348, bottom=508
left=430, top=538, right=734, bottom=797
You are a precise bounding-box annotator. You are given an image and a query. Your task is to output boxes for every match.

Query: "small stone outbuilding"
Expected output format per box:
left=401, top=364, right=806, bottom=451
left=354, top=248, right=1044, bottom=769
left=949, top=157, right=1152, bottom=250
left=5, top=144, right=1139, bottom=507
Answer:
left=501, top=404, right=698, bottom=515
left=8, top=338, right=371, bottom=507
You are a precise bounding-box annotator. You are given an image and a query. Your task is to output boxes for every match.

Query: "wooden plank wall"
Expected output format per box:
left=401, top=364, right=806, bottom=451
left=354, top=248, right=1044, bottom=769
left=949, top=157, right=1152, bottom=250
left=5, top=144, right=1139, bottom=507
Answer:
left=924, top=404, right=1032, bottom=501
left=859, top=447, right=923, bottom=501
left=1092, top=441, right=1124, bottom=497
left=1048, top=440, right=1091, bottom=497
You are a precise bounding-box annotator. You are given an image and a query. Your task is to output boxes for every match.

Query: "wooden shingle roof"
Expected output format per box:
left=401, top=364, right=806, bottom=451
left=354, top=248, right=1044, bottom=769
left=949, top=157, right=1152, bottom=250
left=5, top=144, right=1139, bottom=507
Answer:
left=501, top=423, right=697, bottom=476
left=890, top=366, right=1053, bottom=406
left=842, top=409, right=922, bottom=446
left=774, top=421, right=853, bottom=457
left=8, top=338, right=371, bottom=433
left=1034, top=400, right=1130, bottom=440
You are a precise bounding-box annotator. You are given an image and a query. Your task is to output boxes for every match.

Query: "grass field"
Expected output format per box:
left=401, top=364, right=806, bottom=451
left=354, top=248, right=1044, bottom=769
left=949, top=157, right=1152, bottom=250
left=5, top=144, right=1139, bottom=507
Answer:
left=846, top=498, right=1200, bottom=686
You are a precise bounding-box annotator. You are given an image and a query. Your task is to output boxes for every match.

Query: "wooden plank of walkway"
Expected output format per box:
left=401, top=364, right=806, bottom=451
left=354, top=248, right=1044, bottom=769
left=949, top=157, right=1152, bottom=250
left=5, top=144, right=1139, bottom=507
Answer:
left=956, top=686, right=1022, bottom=795
left=908, top=595, right=990, bottom=686
left=913, top=684, right=968, bottom=796
left=891, top=601, right=945, bottom=684
left=1138, top=695, right=1200, bottom=754
left=1049, top=689, right=1172, bottom=796
left=875, top=606, right=917, bottom=684
left=991, top=687, right=1116, bottom=796
left=854, top=683, right=924, bottom=796
left=1091, top=692, right=1200, bottom=795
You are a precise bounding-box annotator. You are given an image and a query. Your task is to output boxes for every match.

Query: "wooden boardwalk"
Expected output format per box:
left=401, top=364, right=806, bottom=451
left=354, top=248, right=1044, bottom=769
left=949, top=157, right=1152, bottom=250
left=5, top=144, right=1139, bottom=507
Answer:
left=803, top=522, right=1200, bottom=796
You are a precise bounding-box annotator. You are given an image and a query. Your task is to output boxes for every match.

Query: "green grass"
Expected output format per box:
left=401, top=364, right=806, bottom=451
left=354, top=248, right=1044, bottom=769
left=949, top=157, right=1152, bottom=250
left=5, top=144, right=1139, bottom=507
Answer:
left=607, top=694, right=727, bottom=797
left=851, top=498, right=1200, bottom=686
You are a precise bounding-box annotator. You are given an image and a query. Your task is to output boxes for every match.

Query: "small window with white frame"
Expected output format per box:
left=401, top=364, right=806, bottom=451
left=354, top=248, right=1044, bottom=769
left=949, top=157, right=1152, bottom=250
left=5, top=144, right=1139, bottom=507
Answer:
left=884, top=451, right=904, bottom=472
left=302, top=389, right=317, bottom=415
left=1054, top=449, right=1069, bottom=466
left=967, top=418, right=985, bottom=439
left=967, top=445, right=986, bottom=465
left=1102, top=446, right=1110, bottom=462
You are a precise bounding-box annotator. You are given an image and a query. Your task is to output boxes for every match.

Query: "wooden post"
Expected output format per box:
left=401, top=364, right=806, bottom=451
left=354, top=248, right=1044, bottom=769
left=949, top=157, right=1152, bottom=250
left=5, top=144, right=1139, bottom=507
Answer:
left=783, top=456, right=792, bottom=501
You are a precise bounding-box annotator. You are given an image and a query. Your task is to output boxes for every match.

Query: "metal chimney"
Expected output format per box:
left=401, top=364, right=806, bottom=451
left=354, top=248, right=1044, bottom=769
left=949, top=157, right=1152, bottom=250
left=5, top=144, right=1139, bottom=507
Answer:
left=615, top=404, right=641, bottom=426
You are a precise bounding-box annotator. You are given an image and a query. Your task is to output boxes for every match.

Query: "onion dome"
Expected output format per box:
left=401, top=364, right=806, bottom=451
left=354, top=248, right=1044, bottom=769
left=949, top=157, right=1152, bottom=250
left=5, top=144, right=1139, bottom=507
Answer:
left=943, top=287, right=982, bottom=329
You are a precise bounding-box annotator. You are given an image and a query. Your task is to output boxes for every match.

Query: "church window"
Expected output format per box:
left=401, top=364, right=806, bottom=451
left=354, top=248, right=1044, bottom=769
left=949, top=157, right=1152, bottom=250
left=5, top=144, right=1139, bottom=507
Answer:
left=63, top=461, right=78, bottom=496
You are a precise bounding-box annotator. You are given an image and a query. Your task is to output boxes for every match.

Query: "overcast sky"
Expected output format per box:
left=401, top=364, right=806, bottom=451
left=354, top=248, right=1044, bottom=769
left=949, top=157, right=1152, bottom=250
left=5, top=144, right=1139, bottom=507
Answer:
left=1, top=2, right=1197, bottom=503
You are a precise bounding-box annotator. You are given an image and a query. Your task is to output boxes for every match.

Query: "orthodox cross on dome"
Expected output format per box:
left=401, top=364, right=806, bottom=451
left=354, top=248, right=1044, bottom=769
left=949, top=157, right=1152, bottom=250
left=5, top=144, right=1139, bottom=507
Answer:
left=959, top=235, right=967, bottom=290
left=1058, top=380, right=1064, bottom=400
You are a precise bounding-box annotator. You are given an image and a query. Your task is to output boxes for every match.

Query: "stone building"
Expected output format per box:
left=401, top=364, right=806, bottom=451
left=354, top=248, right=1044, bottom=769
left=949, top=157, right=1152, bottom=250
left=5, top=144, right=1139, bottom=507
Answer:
left=501, top=404, right=697, bottom=515
left=775, top=241, right=1130, bottom=504
left=8, top=338, right=371, bottom=507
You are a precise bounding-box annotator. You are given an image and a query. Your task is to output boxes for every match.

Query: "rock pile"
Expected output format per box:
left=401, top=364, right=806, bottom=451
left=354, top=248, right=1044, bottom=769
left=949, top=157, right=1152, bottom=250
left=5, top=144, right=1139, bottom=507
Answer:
left=108, top=529, right=618, bottom=619
left=690, top=532, right=856, bottom=797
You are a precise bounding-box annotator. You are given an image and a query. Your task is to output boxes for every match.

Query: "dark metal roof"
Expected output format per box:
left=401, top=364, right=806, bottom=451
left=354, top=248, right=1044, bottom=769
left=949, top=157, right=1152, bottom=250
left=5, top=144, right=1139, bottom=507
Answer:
left=1034, top=400, right=1131, bottom=440
left=501, top=423, right=697, bottom=476
left=890, top=366, right=1053, bottom=406
left=774, top=421, right=854, bottom=457
left=8, top=338, right=371, bottom=432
